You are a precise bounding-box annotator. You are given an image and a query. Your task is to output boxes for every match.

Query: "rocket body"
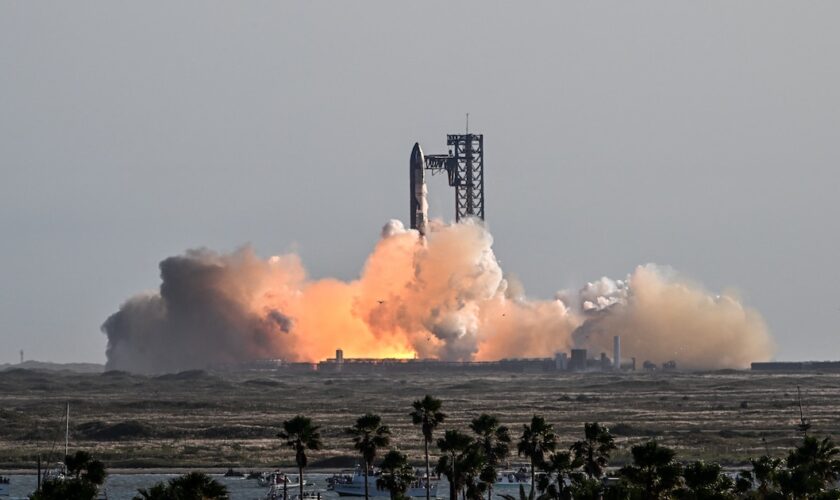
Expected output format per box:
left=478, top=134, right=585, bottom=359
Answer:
left=410, top=142, right=429, bottom=236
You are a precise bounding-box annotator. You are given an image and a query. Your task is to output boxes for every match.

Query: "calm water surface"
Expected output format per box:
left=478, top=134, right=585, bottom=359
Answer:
left=3, top=473, right=514, bottom=500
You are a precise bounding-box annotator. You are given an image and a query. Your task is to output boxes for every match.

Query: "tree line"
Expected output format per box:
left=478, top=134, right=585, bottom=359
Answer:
left=281, top=395, right=840, bottom=500
left=30, top=394, right=840, bottom=500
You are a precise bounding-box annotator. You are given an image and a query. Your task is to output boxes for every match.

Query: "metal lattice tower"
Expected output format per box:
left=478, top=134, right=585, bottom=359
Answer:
left=417, top=132, right=485, bottom=227
left=447, top=133, right=484, bottom=221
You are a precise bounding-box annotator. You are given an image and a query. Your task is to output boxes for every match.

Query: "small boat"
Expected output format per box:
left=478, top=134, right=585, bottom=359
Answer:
left=257, top=471, right=306, bottom=488
left=41, top=404, right=71, bottom=484
left=495, top=467, right=532, bottom=485
left=265, top=485, right=323, bottom=500
left=326, top=472, right=352, bottom=490
left=292, top=490, right=323, bottom=500
left=333, top=466, right=437, bottom=497
left=247, top=471, right=265, bottom=480
left=223, top=468, right=245, bottom=478
left=264, top=483, right=321, bottom=500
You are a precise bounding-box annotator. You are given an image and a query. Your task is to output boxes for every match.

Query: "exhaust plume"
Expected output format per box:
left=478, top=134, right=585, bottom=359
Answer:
left=102, top=220, right=774, bottom=373
left=572, top=265, right=774, bottom=370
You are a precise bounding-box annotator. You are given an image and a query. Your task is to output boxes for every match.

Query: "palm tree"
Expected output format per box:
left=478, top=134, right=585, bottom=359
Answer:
left=470, top=414, right=511, bottom=500
left=537, top=451, right=578, bottom=500
left=410, top=395, right=447, bottom=500
left=348, top=413, right=392, bottom=500
left=63, top=450, right=107, bottom=486
left=775, top=468, right=811, bottom=500
left=786, top=435, right=840, bottom=491
left=32, top=450, right=107, bottom=500
left=133, top=483, right=169, bottom=500
left=437, top=429, right=475, bottom=500
left=134, top=472, right=229, bottom=500
left=461, top=445, right=489, bottom=500
left=569, top=478, right=604, bottom=500
left=33, top=479, right=99, bottom=500
left=619, top=441, right=682, bottom=500
left=378, top=450, right=418, bottom=500
left=517, top=415, right=557, bottom=496
left=278, top=415, right=323, bottom=500
left=737, top=455, right=783, bottom=498
left=570, top=423, right=615, bottom=479
left=678, top=461, right=735, bottom=499
left=498, top=484, right=533, bottom=500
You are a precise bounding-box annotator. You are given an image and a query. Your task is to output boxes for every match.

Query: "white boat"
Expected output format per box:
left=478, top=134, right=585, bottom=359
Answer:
left=43, top=462, right=67, bottom=482
left=264, top=485, right=323, bottom=500
left=33, top=404, right=108, bottom=499
left=292, top=491, right=322, bottom=500
left=333, top=467, right=437, bottom=498
left=42, top=403, right=72, bottom=483
left=257, top=471, right=306, bottom=488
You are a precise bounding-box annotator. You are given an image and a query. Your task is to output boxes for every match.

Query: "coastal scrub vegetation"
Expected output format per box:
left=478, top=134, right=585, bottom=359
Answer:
left=21, top=390, right=840, bottom=500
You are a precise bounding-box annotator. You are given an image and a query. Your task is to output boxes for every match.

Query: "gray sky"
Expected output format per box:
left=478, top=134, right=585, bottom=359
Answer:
left=1, top=2, right=838, bottom=364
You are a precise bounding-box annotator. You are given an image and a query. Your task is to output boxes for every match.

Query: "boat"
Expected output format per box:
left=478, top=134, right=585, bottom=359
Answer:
left=495, top=467, right=532, bottom=485
left=257, top=471, right=306, bottom=488
left=264, top=484, right=323, bottom=500
left=223, top=468, right=245, bottom=478
left=326, top=472, right=352, bottom=490
left=0, top=475, right=9, bottom=497
left=332, top=466, right=438, bottom=497
left=247, top=471, right=265, bottom=480
left=33, top=404, right=109, bottom=499
left=292, top=490, right=323, bottom=500
left=41, top=404, right=71, bottom=483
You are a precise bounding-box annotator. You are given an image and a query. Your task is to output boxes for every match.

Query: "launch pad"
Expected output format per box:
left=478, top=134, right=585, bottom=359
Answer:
left=410, top=131, right=484, bottom=235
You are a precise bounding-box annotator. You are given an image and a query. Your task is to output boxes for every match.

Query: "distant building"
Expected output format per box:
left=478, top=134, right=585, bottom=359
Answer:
left=554, top=352, right=568, bottom=371
left=600, top=352, right=612, bottom=371
left=569, top=349, right=588, bottom=371
left=613, top=336, right=621, bottom=370
left=238, top=345, right=678, bottom=375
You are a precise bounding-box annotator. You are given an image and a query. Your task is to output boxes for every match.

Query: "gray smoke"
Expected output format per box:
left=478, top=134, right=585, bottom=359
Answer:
left=102, top=248, right=292, bottom=373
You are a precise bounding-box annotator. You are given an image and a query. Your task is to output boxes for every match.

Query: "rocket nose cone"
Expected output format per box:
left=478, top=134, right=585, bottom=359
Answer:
left=410, top=142, right=424, bottom=168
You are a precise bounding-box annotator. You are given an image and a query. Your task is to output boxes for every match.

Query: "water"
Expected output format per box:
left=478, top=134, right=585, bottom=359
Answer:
left=3, top=473, right=517, bottom=500
left=5, top=473, right=324, bottom=500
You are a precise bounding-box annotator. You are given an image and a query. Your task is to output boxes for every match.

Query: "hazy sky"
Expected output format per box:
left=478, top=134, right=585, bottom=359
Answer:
left=1, top=2, right=838, bottom=364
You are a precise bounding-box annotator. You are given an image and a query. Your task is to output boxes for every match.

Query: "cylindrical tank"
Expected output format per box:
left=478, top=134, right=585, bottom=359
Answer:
left=613, top=336, right=621, bottom=370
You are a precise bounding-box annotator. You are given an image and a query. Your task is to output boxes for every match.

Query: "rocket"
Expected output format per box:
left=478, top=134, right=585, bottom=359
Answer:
left=410, top=142, right=429, bottom=236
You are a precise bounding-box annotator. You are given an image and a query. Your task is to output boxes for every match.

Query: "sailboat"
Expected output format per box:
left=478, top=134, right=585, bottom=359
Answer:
left=42, top=403, right=70, bottom=482
left=35, top=403, right=109, bottom=499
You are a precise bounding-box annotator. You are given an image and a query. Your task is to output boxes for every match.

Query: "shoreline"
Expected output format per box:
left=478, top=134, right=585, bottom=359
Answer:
left=0, top=467, right=347, bottom=475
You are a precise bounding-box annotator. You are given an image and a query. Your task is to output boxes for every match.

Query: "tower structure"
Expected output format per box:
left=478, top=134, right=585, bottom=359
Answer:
left=613, top=336, right=621, bottom=370
left=448, top=133, right=484, bottom=222
left=410, top=131, right=484, bottom=234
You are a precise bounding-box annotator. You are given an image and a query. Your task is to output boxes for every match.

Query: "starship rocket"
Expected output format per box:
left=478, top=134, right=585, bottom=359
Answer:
left=410, top=142, right=429, bottom=236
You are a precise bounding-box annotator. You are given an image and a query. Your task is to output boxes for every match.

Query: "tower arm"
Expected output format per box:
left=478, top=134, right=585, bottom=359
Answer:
left=423, top=155, right=468, bottom=187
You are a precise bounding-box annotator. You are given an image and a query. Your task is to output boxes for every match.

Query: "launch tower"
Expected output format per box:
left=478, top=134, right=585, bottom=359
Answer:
left=410, top=132, right=484, bottom=235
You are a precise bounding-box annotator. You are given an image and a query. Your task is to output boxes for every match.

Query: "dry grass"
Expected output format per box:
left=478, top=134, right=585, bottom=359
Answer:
left=1, top=368, right=838, bottom=469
